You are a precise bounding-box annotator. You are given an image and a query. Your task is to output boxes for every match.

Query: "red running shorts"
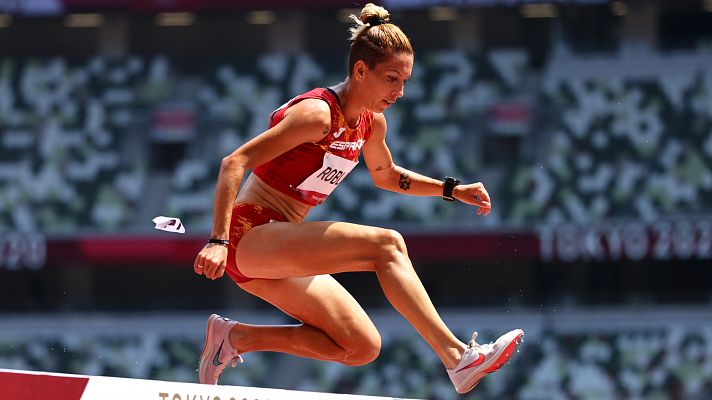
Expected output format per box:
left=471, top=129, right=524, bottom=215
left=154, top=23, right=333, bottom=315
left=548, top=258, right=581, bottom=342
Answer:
left=225, top=203, right=286, bottom=284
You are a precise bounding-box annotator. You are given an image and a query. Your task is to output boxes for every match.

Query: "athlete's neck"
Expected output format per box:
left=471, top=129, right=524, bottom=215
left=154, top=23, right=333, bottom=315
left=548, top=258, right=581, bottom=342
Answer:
left=332, top=80, right=365, bottom=129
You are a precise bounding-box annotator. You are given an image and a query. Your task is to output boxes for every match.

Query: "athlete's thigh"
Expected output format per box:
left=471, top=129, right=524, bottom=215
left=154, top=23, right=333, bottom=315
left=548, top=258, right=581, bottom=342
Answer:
left=236, top=220, right=387, bottom=279
left=239, top=274, right=380, bottom=348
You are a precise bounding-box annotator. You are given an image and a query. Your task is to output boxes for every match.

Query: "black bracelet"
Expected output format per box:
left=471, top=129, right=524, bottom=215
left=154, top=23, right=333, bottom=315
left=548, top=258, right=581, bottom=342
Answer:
left=208, top=238, right=230, bottom=246
left=442, top=176, right=461, bottom=202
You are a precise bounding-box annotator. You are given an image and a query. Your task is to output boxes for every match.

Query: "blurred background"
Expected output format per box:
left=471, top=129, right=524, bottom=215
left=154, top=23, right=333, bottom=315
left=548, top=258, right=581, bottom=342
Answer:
left=1, top=0, right=712, bottom=398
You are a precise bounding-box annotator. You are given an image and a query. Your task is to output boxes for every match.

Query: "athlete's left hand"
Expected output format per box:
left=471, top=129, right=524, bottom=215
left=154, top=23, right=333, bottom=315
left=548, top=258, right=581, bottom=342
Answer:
left=194, top=243, right=228, bottom=280
left=453, top=182, right=491, bottom=216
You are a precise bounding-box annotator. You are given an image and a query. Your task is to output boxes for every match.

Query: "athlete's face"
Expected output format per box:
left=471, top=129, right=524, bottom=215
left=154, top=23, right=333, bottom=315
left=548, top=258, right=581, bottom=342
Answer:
left=357, top=52, right=413, bottom=112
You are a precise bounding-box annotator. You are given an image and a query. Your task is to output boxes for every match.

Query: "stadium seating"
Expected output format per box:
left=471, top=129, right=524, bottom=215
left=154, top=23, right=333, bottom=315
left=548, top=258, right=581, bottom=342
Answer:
left=3, top=50, right=712, bottom=231
left=505, top=52, right=712, bottom=226
left=0, top=56, right=149, bottom=231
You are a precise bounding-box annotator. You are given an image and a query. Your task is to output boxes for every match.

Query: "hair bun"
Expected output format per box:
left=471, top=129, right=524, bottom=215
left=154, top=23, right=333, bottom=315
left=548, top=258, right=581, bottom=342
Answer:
left=364, top=15, right=390, bottom=26
left=348, top=3, right=400, bottom=42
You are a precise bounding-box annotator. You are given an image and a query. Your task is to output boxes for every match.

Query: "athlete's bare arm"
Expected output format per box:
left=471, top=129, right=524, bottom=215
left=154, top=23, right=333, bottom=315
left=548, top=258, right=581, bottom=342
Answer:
left=362, top=113, right=492, bottom=215
left=194, top=99, right=331, bottom=279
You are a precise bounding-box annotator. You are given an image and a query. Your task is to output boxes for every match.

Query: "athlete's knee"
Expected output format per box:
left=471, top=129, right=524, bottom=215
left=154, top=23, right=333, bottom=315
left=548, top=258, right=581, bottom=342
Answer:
left=375, top=228, right=408, bottom=256
left=340, top=333, right=381, bottom=366
left=371, top=228, right=409, bottom=270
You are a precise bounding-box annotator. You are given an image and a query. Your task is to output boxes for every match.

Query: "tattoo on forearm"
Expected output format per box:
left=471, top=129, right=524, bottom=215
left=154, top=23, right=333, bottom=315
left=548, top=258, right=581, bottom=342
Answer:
left=399, top=173, right=411, bottom=191
left=375, top=165, right=386, bottom=172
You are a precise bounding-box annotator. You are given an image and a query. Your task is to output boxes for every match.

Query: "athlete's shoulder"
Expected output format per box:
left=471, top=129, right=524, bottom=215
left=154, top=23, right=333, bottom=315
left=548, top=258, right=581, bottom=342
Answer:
left=284, top=97, right=331, bottom=128
left=370, top=112, right=387, bottom=138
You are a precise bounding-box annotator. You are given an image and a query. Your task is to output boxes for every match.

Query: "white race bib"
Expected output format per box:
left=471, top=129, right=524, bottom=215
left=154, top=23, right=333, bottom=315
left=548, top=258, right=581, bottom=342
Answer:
left=296, top=152, right=358, bottom=196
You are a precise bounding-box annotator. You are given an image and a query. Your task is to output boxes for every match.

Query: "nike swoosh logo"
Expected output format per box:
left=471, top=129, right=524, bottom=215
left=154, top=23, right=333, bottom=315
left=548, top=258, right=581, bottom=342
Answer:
left=212, top=340, right=224, bottom=366
left=334, top=127, right=346, bottom=138
left=455, top=353, right=486, bottom=373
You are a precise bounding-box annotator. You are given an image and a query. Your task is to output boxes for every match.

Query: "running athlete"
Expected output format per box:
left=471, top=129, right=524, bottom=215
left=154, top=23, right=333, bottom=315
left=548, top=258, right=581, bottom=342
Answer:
left=195, top=3, right=523, bottom=394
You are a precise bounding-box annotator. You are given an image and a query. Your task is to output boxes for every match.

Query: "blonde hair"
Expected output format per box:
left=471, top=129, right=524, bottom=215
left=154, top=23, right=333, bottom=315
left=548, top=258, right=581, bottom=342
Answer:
left=347, top=3, right=413, bottom=75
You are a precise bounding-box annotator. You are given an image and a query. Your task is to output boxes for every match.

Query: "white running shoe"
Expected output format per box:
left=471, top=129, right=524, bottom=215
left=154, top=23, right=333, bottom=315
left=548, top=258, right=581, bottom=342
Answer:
left=447, top=329, right=524, bottom=394
left=198, top=314, right=243, bottom=385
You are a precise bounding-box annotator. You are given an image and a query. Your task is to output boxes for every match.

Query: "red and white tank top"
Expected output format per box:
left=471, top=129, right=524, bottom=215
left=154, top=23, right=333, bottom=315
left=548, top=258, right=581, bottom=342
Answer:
left=252, top=87, right=375, bottom=206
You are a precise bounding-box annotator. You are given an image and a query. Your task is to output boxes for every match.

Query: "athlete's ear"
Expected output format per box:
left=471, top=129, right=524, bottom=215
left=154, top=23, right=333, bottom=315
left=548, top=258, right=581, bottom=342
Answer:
left=353, top=60, right=368, bottom=81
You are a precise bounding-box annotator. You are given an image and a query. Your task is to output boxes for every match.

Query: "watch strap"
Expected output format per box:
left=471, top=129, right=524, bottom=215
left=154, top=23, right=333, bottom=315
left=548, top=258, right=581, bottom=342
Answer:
left=442, top=176, right=460, bottom=202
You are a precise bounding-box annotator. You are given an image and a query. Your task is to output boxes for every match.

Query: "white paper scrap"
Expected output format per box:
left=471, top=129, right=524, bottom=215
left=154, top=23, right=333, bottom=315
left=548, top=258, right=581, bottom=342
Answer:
left=152, top=216, right=185, bottom=234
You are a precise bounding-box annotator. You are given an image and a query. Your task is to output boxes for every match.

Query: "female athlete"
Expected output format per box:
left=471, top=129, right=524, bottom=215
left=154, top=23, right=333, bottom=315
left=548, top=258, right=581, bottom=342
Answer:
left=194, top=3, right=523, bottom=394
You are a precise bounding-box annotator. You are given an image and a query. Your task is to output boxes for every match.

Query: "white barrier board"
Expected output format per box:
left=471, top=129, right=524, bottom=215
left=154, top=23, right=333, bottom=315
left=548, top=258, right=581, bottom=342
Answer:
left=0, top=369, right=414, bottom=400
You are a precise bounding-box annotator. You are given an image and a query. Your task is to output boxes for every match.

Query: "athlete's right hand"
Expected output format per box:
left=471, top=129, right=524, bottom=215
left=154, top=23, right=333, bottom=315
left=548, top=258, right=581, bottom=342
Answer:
left=194, top=243, right=228, bottom=280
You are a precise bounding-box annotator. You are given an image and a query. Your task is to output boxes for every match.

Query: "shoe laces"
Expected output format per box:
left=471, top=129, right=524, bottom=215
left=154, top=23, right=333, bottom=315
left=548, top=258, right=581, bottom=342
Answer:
left=466, top=332, right=493, bottom=354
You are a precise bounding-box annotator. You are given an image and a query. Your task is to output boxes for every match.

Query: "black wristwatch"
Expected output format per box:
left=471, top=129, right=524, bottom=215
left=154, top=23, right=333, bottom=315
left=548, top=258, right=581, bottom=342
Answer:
left=442, top=176, right=461, bottom=202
